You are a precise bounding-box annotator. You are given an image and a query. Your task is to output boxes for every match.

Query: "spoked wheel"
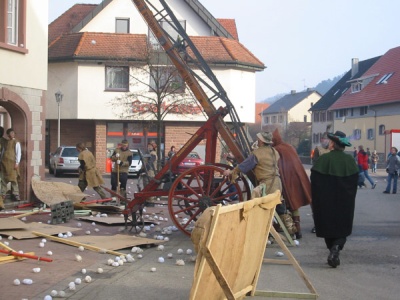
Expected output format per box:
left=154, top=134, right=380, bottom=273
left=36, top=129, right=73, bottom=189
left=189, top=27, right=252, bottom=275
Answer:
left=168, top=164, right=251, bottom=236
left=123, top=203, right=145, bottom=233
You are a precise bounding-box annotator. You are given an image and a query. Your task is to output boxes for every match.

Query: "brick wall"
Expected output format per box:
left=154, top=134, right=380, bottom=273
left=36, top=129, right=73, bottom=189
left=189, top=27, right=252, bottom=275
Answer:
left=95, top=121, right=107, bottom=173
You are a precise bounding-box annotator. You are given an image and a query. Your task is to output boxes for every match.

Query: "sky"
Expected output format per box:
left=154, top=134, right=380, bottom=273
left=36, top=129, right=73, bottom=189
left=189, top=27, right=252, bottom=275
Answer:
left=49, top=0, right=400, bottom=101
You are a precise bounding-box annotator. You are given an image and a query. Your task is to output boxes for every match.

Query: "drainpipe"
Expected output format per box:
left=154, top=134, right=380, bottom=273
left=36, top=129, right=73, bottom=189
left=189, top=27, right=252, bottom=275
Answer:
left=369, top=106, right=377, bottom=151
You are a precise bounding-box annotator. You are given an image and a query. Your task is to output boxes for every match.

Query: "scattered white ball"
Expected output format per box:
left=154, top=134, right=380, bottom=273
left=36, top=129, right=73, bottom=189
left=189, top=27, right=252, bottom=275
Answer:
left=91, top=222, right=96, bottom=226
left=107, top=258, right=114, bottom=265
left=139, top=232, right=147, bottom=237
left=94, top=228, right=100, bottom=232
left=22, top=278, right=33, bottom=285
left=131, top=246, right=140, bottom=253
left=115, top=256, right=121, bottom=261
left=75, top=254, right=82, bottom=262
left=275, top=251, right=284, bottom=257
left=8, top=235, right=13, bottom=240
left=4, top=241, right=9, bottom=246
left=41, top=239, right=47, bottom=243
left=39, top=242, right=45, bottom=248
left=137, top=254, right=143, bottom=259
left=13, top=279, right=21, bottom=286
left=63, top=234, right=68, bottom=238
left=157, top=245, right=164, bottom=251
left=118, top=260, right=124, bottom=266
left=112, top=262, right=119, bottom=267
left=85, top=231, right=91, bottom=235
left=66, top=232, right=73, bottom=237
left=74, top=278, right=82, bottom=285
left=58, top=233, right=63, bottom=238
left=158, top=257, right=165, bottom=263
left=177, top=249, right=183, bottom=254
left=164, top=237, right=169, bottom=242
left=32, top=268, right=41, bottom=273
left=78, top=246, right=85, bottom=252
left=167, top=253, right=173, bottom=258
left=44, top=295, right=52, bottom=300
left=150, top=267, right=157, bottom=272
left=99, top=248, right=107, bottom=254
left=68, top=282, right=76, bottom=291
left=97, top=267, right=103, bottom=274
left=50, top=290, right=58, bottom=297
left=186, top=249, right=193, bottom=255
left=77, top=223, right=82, bottom=227
left=58, top=291, right=66, bottom=297
left=81, top=268, right=87, bottom=274
left=176, top=259, right=185, bottom=266
left=84, top=276, right=92, bottom=283
left=294, top=240, right=300, bottom=246
left=126, top=255, right=135, bottom=263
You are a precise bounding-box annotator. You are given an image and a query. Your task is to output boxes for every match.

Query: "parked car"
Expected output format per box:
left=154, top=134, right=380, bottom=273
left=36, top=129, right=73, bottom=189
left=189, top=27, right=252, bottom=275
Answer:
left=177, top=152, right=204, bottom=173
left=49, top=146, right=80, bottom=177
left=129, top=149, right=142, bottom=177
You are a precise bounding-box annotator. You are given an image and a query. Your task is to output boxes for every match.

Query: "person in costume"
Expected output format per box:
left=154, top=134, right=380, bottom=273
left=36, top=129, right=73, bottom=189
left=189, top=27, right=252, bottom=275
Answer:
left=272, top=129, right=311, bottom=239
left=311, top=131, right=358, bottom=268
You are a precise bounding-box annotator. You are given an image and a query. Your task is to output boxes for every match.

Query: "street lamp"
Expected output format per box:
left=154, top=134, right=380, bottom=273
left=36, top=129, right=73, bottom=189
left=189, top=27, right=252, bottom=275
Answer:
left=55, top=90, right=63, bottom=147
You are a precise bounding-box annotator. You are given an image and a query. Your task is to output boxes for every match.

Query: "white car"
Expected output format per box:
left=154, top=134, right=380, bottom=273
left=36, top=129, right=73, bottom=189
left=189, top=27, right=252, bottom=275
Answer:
left=129, top=149, right=142, bottom=177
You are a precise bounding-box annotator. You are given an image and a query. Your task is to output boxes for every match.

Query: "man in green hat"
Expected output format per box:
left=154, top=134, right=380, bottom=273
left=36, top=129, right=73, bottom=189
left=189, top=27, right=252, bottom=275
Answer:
left=311, top=131, right=358, bottom=268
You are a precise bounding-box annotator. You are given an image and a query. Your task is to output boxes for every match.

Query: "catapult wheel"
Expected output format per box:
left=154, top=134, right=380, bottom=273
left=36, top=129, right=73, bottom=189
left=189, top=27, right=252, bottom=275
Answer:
left=123, top=204, right=145, bottom=233
left=168, top=164, right=251, bottom=236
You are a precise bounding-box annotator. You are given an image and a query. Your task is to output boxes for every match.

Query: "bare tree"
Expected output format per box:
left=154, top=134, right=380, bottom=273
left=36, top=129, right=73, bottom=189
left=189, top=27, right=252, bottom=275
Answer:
left=110, top=48, right=203, bottom=170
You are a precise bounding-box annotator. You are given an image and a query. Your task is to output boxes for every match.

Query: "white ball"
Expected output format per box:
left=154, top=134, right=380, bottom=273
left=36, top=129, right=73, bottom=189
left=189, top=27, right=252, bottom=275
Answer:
left=74, top=278, right=82, bottom=285
left=41, top=239, right=47, bottom=243
left=8, top=235, right=13, bottom=240
left=81, top=268, right=87, bottom=274
left=275, top=251, right=284, bottom=257
left=77, top=222, right=82, bottom=227
left=177, top=249, right=183, bottom=254
left=167, top=253, right=173, bottom=258
left=158, top=257, right=165, bottom=263
left=84, top=275, right=92, bottom=283
left=94, top=228, right=100, bottom=232
left=150, top=267, right=156, bottom=272
left=13, top=279, right=21, bottom=285
left=66, top=231, right=73, bottom=237
left=58, top=291, right=66, bottom=297
left=22, top=278, right=33, bottom=285
left=294, top=240, right=300, bottom=246
left=32, top=267, right=41, bottom=273
left=50, top=290, right=58, bottom=296
left=97, top=267, right=104, bottom=274
left=157, top=245, right=164, bottom=251
left=186, top=249, right=193, bottom=255
left=137, top=254, right=143, bottom=259
left=44, top=295, right=53, bottom=300
left=85, top=231, right=91, bottom=235
left=39, top=242, right=45, bottom=248
left=78, top=246, right=85, bottom=252
left=47, top=250, right=53, bottom=256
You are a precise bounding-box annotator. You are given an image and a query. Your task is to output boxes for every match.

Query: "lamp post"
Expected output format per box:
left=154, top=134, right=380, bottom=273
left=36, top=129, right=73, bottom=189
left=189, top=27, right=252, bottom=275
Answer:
left=55, top=90, right=63, bottom=147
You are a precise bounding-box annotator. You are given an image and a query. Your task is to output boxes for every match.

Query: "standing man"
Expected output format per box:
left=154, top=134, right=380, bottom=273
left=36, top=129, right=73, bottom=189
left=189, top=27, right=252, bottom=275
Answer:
left=383, top=147, right=400, bottom=194
left=272, top=129, right=312, bottom=239
left=76, top=143, right=107, bottom=199
left=0, top=127, right=7, bottom=210
left=311, top=131, right=358, bottom=268
left=1, top=128, right=21, bottom=201
left=110, top=140, right=132, bottom=199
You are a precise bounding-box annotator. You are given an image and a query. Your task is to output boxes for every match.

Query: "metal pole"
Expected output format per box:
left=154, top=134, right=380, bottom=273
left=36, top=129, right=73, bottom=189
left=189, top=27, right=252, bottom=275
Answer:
left=57, top=101, right=61, bottom=147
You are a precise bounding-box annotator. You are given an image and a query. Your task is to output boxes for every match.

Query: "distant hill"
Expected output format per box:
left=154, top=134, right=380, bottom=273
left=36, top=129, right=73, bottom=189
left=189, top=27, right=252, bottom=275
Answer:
left=259, top=74, right=343, bottom=104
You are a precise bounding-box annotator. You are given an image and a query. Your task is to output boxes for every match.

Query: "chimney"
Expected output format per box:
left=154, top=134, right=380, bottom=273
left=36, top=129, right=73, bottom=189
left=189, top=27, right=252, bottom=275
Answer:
left=351, top=58, right=359, bottom=78
left=291, top=90, right=296, bottom=94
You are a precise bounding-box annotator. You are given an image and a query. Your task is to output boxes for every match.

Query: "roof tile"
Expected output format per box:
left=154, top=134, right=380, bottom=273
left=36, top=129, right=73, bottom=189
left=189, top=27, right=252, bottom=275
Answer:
left=217, top=19, right=239, bottom=40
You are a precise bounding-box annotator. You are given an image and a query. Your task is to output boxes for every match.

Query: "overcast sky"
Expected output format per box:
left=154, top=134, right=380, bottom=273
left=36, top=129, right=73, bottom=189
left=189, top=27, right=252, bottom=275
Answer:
left=49, top=0, right=400, bottom=101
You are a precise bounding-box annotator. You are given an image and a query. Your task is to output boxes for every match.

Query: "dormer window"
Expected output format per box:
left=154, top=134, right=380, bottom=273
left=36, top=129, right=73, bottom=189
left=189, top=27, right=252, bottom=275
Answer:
left=351, top=82, right=362, bottom=93
left=116, top=18, right=130, bottom=33
left=376, top=72, right=394, bottom=84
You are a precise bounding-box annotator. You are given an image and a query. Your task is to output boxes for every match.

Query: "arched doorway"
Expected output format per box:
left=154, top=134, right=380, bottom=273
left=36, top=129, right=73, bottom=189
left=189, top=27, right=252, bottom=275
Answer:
left=0, top=87, right=38, bottom=206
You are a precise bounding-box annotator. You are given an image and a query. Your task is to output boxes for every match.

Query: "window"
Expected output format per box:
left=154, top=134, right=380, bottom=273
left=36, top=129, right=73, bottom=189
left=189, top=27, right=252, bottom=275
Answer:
left=360, top=106, right=368, bottom=116
left=0, top=0, right=27, bottom=53
left=313, top=112, right=319, bottom=122
left=105, top=66, right=129, bottom=91
left=327, top=111, right=333, bottom=121
left=149, top=66, right=184, bottom=93
left=303, top=115, right=307, bottom=122
left=278, top=115, right=283, bottom=123
left=379, top=125, right=385, bottom=135
left=264, top=116, right=269, bottom=124
left=149, top=19, right=186, bottom=50
left=320, top=111, right=326, bottom=122
left=351, top=82, right=362, bottom=93
left=367, top=129, right=374, bottom=140
left=350, top=108, right=354, bottom=117
left=272, top=116, right=277, bottom=123
left=116, top=18, right=129, bottom=33
left=376, top=73, right=394, bottom=84
left=353, top=129, right=361, bottom=140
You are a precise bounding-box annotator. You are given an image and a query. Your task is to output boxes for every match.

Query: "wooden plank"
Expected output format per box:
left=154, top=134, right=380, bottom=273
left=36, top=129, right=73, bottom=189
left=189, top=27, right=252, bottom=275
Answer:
left=254, top=291, right=318, bottom=299
left=0, top=252, right=33, bottom=264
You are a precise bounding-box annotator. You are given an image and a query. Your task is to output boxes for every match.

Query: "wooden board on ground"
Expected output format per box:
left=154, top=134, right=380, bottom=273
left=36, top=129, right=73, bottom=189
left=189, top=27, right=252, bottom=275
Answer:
left=31, top=178, right=87, bottom=205
left=190, top=191, right=281, bottom=300
left=67, top=234, right=163, bottom=250
left=78, top=216, right=156, bottom=226
left=0, top=222, right=82, bottom=239
left=0, top=217, right=28, bottom=230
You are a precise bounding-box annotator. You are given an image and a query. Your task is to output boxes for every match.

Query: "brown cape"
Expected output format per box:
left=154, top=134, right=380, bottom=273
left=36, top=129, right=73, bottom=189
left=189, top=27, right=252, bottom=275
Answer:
left=272, top=129, right=311, bottom=210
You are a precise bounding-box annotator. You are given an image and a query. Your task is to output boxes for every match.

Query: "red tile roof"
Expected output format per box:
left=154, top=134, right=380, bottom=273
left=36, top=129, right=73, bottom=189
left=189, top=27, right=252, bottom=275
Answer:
left=49, top=33, right=265, bottom=69
left=217, top=19, right=239, bottom=40
left=331, top=46, right=400, bottom=109
left=255, top=103, right=269, bottom=123
left=49, top=4, right=97, bottom=44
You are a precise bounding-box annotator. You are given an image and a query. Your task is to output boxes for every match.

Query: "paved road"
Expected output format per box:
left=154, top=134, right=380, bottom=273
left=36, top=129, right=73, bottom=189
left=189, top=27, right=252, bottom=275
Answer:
left=35, top=168, right=400, bottom=300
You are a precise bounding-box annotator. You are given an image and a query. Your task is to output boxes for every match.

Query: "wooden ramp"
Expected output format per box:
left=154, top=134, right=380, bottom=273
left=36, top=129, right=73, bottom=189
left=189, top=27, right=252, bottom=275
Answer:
left=190, top=191, right=317, bottom=299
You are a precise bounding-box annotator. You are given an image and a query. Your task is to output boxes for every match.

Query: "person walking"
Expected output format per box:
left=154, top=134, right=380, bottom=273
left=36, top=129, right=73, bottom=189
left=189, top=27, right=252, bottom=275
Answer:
left=0, top=127, right=7, bottom=210
left=272, top=129, right=312, bottom=239
left=383, top=147, right=400, bottom=194
left=357, top=145, right=376, bottom=189
left=167, top=146, right=176, bottom=160
left=311, top=131, right=358, bottom=268
left=1, top=128, right=21, bottom=201
left=76, top=143, right=107, bottom=199
left=110, top=140, right=132, bottom=199
left=371, top=150, right=379, bottom=173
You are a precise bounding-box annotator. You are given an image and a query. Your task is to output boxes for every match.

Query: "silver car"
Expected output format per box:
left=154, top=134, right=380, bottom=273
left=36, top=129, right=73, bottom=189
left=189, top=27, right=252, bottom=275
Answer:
left=49, top=146, right=80, bottom=177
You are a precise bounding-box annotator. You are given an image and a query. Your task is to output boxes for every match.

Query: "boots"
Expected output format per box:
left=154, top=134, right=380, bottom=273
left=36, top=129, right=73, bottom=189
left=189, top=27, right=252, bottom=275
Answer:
left=0, top=195, right=4, bottom=211
left=292, top=216, right=302, bottom=239
left=327, top=245, right=340, bottom=268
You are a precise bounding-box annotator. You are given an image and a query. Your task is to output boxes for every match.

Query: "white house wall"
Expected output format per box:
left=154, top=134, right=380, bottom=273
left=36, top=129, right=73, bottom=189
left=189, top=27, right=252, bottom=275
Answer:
left=0, top=1, right=48, bottom=90
left=81, top=0, right=212, bottom=37
left=288, top=93, right=319, bottom=123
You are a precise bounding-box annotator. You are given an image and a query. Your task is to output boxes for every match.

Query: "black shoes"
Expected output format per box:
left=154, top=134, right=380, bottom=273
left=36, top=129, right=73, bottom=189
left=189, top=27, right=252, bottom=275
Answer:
left=383, top=191, right=390, bottom=194
left=372, top=183, right=376, bottom=189
left=327, top=245, right=340, bottom=268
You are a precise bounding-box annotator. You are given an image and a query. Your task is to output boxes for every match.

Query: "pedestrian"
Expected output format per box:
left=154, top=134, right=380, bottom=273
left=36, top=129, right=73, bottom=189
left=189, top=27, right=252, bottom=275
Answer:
left=110, top=140, right=132, bottom=199
left=366, top=147, right=371, bottom=165
left=353, top=146, right=358, bottom=162
left=167, top=145, right=176, bottom=160
left=0, top=126, right=8, bottom=210
left=357, top=145, right=376, bottom=189
left=76, top=143, right=107, bottom=199
left=140, top=142, right=158, bottom=204
left=1, top=128, right=21, bottom=201
left=383, top=147, right=400, bottom=194
left=272, top=129, right=312, bottom=239
left=371, top=150, right=379, bottom=173
left=311, top=132, right=331, bottom=165
left=311, top=131, right=358, bottom=268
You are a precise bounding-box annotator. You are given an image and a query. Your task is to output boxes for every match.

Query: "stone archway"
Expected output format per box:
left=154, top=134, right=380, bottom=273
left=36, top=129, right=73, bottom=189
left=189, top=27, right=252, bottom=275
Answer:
left=0, top=87, right=38, bottom=204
